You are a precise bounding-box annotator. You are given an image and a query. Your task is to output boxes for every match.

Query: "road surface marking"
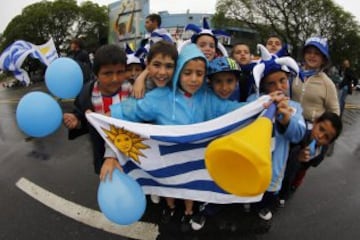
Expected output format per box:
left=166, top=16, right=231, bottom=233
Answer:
left=345, top=103, right=360, bottom=110
left=16, top=177, right=159, bottom=240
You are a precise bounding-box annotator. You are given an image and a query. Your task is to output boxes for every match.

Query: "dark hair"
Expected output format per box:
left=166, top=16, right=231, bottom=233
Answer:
left=147, top=40, right=178, bottom=64
left=315, top=112, right=343, bottom=143
left=71, top=38, right=84, bottom=49
left=93, top=44, right=127, bottom=75
left=146, top=13, right=161, bottom=27
left=266, top=35, right=283, bottom=45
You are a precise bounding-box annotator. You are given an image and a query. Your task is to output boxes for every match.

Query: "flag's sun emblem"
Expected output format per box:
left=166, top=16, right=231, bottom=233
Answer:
left=102, top=125, right=150, bottom=163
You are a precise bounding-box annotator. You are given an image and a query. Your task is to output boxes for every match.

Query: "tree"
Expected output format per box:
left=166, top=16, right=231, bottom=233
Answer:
left=215, top=0, right=360, bottom=69
left=76, top=1, right=109, bottom=52
left=0, top=0, right=108, bottom=53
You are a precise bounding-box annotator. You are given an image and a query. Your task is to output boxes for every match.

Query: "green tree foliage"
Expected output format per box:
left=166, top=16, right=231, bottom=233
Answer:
left=215, top=0, right=360, bottom=70
left=0, top=0, right=108, bottom=53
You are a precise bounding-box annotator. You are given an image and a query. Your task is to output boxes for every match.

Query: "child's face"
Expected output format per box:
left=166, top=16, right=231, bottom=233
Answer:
left=304, top=46, right=325, bottom=70
left=262, top=71, right=289, bottom=94
left=232, top=45, right=251, bottom=65
left=311, top=119, right=337, bottom=146
left=210, top=72, right=237, bottom=99
left=266, top=37, right=282, bottom=54
left=126, top=63, right=143, bottom=81
left=180, top=59, right=206, bottom=95
left=196, top=35, right=216, bottom=61
left=97, top=64, right=127, bottom=95
left=147, top=54, right=176, bottom=87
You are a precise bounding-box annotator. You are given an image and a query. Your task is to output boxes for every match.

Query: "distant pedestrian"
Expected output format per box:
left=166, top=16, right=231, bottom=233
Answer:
left=339, top=59, right=357, bottom=116
left=68, top=38, right=93, bottom=83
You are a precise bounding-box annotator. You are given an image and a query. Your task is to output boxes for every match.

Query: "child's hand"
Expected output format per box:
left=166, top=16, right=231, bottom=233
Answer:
left=263, top=91, right=288, bottom=108
left=298, top=146, right=311, bottom=162
left=132, top=68, right=148, bottom=99
left=99, top=157, right=123, bottom=182
left=63, top=113, right=79, bottom=129
left=276, top=99, right=293, bottom=125
left=269, top=91, right=288, bottom=103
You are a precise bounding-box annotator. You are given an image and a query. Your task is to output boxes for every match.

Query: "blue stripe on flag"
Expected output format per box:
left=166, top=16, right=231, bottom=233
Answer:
left=151, top=116, right=255, bottom=143
left=158, top=140, right=211, bottom=156
left=136, top=178, right=227, bottom=193
left=123, top=159, right=206, bottom=178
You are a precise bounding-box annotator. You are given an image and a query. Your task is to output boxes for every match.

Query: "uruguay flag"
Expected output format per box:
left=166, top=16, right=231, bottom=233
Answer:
left=86, top=96, right=271, bottom=204
left=0, top=38, right=58, bottom=85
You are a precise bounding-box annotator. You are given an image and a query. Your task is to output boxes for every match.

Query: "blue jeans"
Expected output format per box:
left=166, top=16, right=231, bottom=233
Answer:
left=339, top=86, right=348, bottom=115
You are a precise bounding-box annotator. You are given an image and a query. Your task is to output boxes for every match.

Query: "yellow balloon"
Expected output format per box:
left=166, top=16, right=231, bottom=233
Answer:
left=205, top=117, right=273, bottom=196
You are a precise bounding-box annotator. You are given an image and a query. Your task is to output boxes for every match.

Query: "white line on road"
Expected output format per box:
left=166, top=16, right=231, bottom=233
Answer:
left=15, top=177, right=159, bottom=240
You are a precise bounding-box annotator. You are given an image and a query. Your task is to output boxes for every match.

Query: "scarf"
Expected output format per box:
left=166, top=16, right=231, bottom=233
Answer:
left=91, top=81, right=131, bottom=113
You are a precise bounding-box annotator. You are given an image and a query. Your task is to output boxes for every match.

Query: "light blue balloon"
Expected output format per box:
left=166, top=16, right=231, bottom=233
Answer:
left=97, top=169, right=146, bottom=225
left=16, top=91, right=62, bottom=137
left=45, top=57, right=83, bottom=99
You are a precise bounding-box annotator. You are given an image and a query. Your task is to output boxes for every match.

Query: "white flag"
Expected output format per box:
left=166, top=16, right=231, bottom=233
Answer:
left=0, top=38, right=58, bottom=85
left=86, top=96, right=272, bottom=204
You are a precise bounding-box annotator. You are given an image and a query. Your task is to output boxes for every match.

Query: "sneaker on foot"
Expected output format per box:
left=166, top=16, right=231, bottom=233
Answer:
left=191, top=212, right=206, bottom=231
left=180, top=213, right=193, bottom=232
left=258, top=208, right=272, bottom=221
left=255, top=217, right=272, bottom=234
left=278, top=199, right=285, bottom=208
left=161, top=206, right=175, bottom=224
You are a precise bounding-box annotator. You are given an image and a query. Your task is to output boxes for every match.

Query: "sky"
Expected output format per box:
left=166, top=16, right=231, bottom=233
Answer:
left=0, top=0, right=359, bottom=33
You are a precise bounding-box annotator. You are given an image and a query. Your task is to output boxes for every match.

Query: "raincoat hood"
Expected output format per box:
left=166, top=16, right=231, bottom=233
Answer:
left=172, top=43, right=208, bottom=96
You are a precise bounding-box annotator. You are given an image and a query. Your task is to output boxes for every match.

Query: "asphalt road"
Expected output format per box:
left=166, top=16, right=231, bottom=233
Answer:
left=1, top=83, right=360, bottom=240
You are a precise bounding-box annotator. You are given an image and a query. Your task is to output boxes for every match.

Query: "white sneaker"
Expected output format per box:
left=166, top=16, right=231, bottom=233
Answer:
left=190, top=213, right=206, bottom=231
left=150, top=194, right=160, bottom=204
left=258, top=208, right=272, bottom=221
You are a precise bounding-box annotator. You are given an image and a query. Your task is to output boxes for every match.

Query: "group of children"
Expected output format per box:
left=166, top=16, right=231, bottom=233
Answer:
left=63, top=15, right=343, bottom=234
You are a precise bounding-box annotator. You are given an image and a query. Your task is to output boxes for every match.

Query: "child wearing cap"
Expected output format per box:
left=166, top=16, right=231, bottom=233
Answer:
left=292, top=37, right=340, bottom=124
left=188, top=56, right=244, bottom=231
left=207, top=56, right=242, bottom=99
left=125, top=44, right=146, bottom=85
left=248, top=44, right=306, bottom=232
left=180, top=18, right=229, bottom=61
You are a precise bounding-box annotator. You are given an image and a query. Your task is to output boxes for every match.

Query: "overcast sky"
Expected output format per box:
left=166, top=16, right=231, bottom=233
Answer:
left=0, top=0, right=359, bottom=33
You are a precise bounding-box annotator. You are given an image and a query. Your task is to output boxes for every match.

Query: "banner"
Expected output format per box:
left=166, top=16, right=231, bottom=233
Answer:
left=86, top=96, right=272, bottom=204
left=108, top=0, right=149, bottom=48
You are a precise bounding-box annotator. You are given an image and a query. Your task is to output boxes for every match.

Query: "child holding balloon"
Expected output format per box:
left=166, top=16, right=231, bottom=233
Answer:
left=63, top=44, right=130, bottom=176
left=247, top=45, right=306, bottom=232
